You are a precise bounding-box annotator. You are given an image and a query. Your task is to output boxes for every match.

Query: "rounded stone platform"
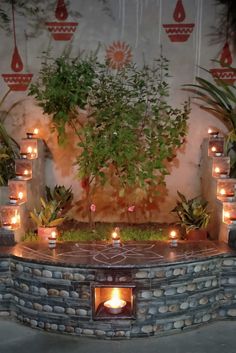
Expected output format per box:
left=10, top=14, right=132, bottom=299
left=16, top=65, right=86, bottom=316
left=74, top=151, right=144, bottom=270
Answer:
left=0, top=240, right=235, bottom=339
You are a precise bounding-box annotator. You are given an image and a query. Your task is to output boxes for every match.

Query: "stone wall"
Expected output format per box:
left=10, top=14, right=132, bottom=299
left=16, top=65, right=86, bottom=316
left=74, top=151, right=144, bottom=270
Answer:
left=1, top=254, right=236, bottom=339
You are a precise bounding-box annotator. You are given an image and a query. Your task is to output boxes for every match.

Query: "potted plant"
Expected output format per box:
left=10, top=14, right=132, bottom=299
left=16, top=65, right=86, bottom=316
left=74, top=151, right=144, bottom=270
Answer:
left=45, top=185, right=73, bottom=216
left=30, top=197, right=65, bottom=241
left=172, top=191, right=210, bottom=240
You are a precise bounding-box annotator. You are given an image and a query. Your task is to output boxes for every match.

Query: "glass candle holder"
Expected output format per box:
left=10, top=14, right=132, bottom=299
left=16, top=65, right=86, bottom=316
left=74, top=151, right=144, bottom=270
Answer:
left=212, top=157, right=230, bottom=178
left=208, top=137, right=224, bottom=157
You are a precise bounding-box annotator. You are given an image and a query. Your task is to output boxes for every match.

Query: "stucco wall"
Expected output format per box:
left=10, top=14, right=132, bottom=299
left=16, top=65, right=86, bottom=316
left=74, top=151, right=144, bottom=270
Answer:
left=0, top=0, right=234, bottom=223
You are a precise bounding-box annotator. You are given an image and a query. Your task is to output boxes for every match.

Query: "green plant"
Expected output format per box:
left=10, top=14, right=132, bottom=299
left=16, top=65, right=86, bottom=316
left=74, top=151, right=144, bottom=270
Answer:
left=45, top=185, right=73, bottom=215
left=29, top=55, right=96, bottom=144
left=29, top=54, right=190, bottom=225
left=172, top=191, right=210, bottom=233
left=30, top=197, right=65, bottom=227
left=0, top=91, right=20, bottom=186
left=184, top=68, right=236, bottom=175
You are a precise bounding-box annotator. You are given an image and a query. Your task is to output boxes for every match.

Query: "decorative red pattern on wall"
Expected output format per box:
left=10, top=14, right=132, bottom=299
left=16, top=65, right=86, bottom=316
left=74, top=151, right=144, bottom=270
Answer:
left=45, top=0, right=78, bottom=41
left=163, top=0, right=194, bottom=42
left=210, top=42, right=236, bottom=85
left=106, top=41, right=132, bottom=70
left=1, top=1, right=33, bottom=91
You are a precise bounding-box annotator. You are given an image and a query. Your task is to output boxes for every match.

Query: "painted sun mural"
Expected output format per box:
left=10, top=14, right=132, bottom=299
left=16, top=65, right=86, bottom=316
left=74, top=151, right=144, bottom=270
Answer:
left=106, top=41, right=132, bottom=70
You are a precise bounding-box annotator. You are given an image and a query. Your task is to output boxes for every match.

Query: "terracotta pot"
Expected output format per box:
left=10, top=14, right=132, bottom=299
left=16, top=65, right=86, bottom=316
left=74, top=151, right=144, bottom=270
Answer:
left=186, top=229, right=208, bottom=241
left=37, top=226, right=57, bottom=242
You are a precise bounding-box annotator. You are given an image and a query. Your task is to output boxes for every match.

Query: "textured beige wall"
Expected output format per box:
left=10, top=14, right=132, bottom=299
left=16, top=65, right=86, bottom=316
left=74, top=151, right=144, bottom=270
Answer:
left=0, top=0, right=233, bottom=223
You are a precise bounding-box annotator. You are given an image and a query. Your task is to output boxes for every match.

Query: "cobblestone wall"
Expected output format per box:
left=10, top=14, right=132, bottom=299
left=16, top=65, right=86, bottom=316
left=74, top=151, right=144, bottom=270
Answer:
left=0, top=255, right=235, bottom=339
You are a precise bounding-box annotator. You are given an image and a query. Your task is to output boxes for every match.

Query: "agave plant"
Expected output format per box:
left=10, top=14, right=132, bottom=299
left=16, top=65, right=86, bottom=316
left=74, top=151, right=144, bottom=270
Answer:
left=30, top=197, right=65, bottom=227
left=45, top=185, right=73, bottom=215
left=184, top=67, right=236, bottom=175
left=172, top=191, right=210, bottom=233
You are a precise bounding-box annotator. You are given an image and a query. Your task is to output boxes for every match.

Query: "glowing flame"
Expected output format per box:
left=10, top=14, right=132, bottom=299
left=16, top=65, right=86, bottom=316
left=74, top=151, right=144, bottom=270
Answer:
left=23, top=169, right=29, bottom=175
left=33, top=148, right=37, bottom=154
left=220, top=188, right=226, bottom=196
left=173, top=0, right=185, bottom=23
left=18, top=192, right=23, bottom=200
left=220, top=42, right=232, bottom=67
left=208, top=128, right=212, bottom=134
left=104, top=288, right=126, bottom=309
left=211, top=146, right=217, bottom=152
left=11, top=46, right=24, bottom=72
left=112, top=231, right=119, bottom=240
left=55, top=0, right=68, bottom=20
left=214, top=167, right=220, bottom=174
left=170, top=230, right=177, bottom=239
left=33, top=128, right=39, bottom=135
left=51, top=230, right=57, bottom=238
left=224, top=211, right=230, bottom=219
left=27, top=146, right=33, bottom=153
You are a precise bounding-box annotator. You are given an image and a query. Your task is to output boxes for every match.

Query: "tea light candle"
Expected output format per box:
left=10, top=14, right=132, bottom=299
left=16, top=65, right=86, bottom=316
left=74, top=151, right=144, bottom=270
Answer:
left=208, top=128, right=219, bottom=138
left=26, top=146, right=37, bottom=159
left=169, top=230, right=178, bottom=247
left=211, top=146, right=222, bottom=157
left=219, top=188, right=234, bottom=199
left=112, top=227, right=121, bottom=247
left=214, top=167, right=228, bottom=178
left=26, top=128, right=39, bottom=139
left=48, top=230, right=57, bottom=249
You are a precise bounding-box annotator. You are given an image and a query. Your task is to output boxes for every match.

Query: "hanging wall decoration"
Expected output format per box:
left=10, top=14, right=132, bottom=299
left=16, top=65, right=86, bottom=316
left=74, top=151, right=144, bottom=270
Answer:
left=105, top=41, right=132, bottom=70
left=46, top=0, right=78, bottom=41
left=210, top=42, right=236, bottom=85
left=1, top=1, right=33, bottom=91
left=163, top=0, right=194, bottom=42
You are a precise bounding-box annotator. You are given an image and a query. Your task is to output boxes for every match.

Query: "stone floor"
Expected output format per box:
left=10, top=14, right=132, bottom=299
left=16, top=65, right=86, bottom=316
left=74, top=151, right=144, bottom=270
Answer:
left=0, top=318, right=236, bottom=353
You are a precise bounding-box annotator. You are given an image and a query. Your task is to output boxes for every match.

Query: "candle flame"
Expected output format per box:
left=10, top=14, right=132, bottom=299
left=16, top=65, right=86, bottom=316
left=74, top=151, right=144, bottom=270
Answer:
left=211, top=146, right=217, bottom=152
left=220, top=188, right=226, bottom=195
left=224, top=211, right=230, bottom=219
left=33, top=128, right=39, bottom=135
left=170, top=230, right=177, bottom=239
left=51, top=230, right=57, bottom=238
left=208, top=128, right=212, bottom=134
left=18, top=192, right=23, bottom=200
left=215, top=167, right=220, bottom=173
left=27, top=146, right=33, bottom=153
left=112, top=231, right=119, bottom=239
left=105, top=288, right=126, bottom=309
left=23, top=169, right=29, bottom=175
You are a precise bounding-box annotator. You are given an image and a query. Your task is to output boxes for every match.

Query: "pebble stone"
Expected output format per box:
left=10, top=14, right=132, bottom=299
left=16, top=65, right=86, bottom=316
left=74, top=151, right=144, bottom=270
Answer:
left=174, top=320, right=184, bottom=329
left=141, top=325, right=153, bottom=334
left=42, top=270, right=52, bottom=278
left=54, top=306, right=65, bottom=313
left=135, top=271, right=148, bottom=279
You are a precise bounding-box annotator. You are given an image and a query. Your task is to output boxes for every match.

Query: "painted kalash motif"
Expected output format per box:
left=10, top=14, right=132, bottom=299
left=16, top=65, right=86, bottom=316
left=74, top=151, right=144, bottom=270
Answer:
left=163, top=0, right=195, bottom=42
left=46, top=0, right=78, bottom=41
left=106, top=41, right=132, bottom=70
left=2, top=1, right=33, bottom=91
left=210, top=42, right=236, bottom=85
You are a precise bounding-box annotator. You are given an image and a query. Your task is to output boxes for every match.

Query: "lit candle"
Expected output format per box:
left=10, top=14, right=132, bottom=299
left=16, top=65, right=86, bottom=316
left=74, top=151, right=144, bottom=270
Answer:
left=112, top=227, right=121, bottom=247
left=104, top=288, right=126, bottom=314
left=169, top=230, right=178, bottom=247
left=26, top=146, right=37, bottom=159
left=208, top=128, right=219, bottom=137
left=24, top=169, right=29, bottom=176
left=48, top=230, right=57, bottom=249
left=220, top=188, right=226, bottom=196
left=214, top=167, right=228, bottom=178
left=27, top=128, right=39, bottom=139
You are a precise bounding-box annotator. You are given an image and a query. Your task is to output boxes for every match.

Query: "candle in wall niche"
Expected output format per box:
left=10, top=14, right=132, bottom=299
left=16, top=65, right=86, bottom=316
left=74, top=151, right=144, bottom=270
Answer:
left=211, top=146, right=222, bottom=157
left=18, top=192, right=24, bottom=202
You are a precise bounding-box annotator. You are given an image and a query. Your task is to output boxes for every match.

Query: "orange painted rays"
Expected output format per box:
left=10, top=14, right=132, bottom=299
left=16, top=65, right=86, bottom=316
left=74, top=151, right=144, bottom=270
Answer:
left=106, top=41, right=132, bottom=70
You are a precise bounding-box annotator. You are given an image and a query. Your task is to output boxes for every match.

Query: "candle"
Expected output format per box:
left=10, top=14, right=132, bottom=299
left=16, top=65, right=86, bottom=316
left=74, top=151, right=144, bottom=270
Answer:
left=26, top=128, right=39, bottom=139
left=112, top=227, right=121, bottom=247
left=208, top=128, right=219, bottom=137
left=104, top=288, right=126, bottom=314
left=48, top=230, right=57, bottom=249
left=169, top=230, right=178, bottom=247
left=211, top=146, right=222, bottom=156
left=26, top=146, right=37, bottom=159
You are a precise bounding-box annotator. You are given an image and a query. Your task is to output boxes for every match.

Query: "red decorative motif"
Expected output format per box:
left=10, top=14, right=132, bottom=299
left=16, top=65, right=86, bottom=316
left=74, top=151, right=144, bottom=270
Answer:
left=46, top=0, right=78, bottom=41
left=106, top=41, right=132, bottom=70
left=210, top=42, right=236, bottom=85
left=163, top=0, right=194, bottom=42
left=2, top=1, right=33, bottom=91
